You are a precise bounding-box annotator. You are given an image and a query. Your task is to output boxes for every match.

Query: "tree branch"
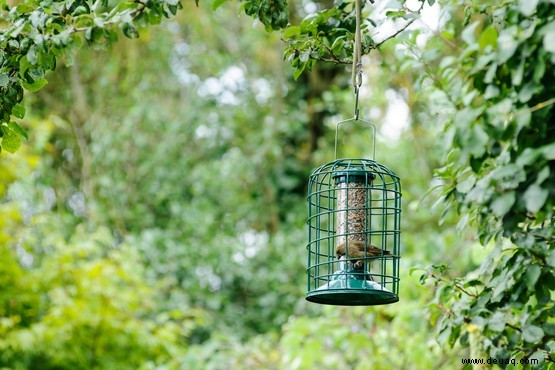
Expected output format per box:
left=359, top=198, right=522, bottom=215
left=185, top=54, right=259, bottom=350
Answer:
left=372, top=1, right=425, bottom=49
left=72, top=2, right=148, bottom=33
left=429, top=272, right=478, bottom=298
left=505, top=322, right=522, bottom=332
left=415, top=17, right=460, bottom=51
left=512, top=97, right=555, bottom=117
left=284, top=1, right=425, bottom=67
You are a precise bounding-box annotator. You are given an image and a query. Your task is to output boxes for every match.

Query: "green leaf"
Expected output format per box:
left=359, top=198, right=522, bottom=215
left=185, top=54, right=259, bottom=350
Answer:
left=212, top=0, right=227, bottom=10
left=490, top=191, right=515, bottom=218
left=542, top=22, right=555, bottom=53
left=461, top=22, right=479, bottom=44
left=283, top=26, right=300, bottom=38
left=122, top=23, right=139, bottom=39
left=487, top=312, right=505, bottom=332
left=516, top=148, right=541, bottom=167
left=456, top=173, right=476, bottom=194
left=19, top=56, right=33, bottom=77
left=543, top=323, right=555, bottom=336
left=484, top=85, right=499, bottom=99
left=454, top=107, right=482, bottom=126
left=525, top=264, right=541, bottom=290
left=468, top=125, right=489, bottom=158
left=8, top=121, right=27, bottom=140
left=515, top=110, right=531, bottom=132
left=535, top=166, right=550, bottom=185
left=12, top=104, right=26, bottom=119
left=547, top=250, right=555, bottom=268
left=518, top=0, right=539, bottom=16
left=543, top=32, right=555, bottom=53
left=15, top=3, right=35, bottom=13
left=299, top=51, right=309, bottom=63
left=465, top=279, right=483, bottom=287
left=512, top=58, right=524, bottom=86
left=478, top=25, right=498, bottom=49
left=497, top=29, right=518, bottom=63
left=523, top=184, right=548, bottom=213
left=522, top=325, right=543, bottom=343
left=536, top=281, right=551, bottom=304
left=293, top=67, right=304, bottom=81
left=385, top=10, right=406, bottom=19
left=0, top=74, right=9, bottom=87
left=484, top=63, right=497, bottom=83
left=518, top=82, right=540, bottom=103
left=168, top=4, right=179, bottom=15
left=436, top=324, right=452, bottom=346
left=73, top=5, right=89, bottom=16
left=529, top=351, right=545, bottom=368
left=439, top=56, right=457, bottom=69
left=541, top=142, right=555, bottom=159
left=543, top=271, right=555, bottom=289
left=27, top=44, right=39, bottom=65
left=1, top=127, right=22, bottom=153
left=22, top=78, right=48, bottom=92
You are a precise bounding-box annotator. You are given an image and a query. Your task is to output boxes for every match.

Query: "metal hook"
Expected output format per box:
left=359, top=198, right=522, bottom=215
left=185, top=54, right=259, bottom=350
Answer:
left=334, top=117, right=377, bottom=161
left=356, top=62, right=363, bottom=85
left=353, top=62, right=363, bottom=121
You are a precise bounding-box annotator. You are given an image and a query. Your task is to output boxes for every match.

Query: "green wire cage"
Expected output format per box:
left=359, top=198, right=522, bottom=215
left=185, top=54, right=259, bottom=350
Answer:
left=306, top=119, right=401, bottom=306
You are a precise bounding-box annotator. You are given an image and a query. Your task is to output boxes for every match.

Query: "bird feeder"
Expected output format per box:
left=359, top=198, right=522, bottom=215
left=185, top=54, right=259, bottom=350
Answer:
left=306, top=119, right=401, bottom=305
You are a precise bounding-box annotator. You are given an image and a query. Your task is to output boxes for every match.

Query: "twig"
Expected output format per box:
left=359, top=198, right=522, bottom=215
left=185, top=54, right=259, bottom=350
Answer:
left=285, top=44, right=351, bottom=65
left=512, top=97, right=555, bottom=117
left=429, top=272, right=478, bottom=298
left=372, top=1, right=425, bottom=49
left=453, top=282, right=478, bottom=298
left=320, top=39, right=350, bottom=64
left=374, top=18, right=416, bottom=48
left=416, top=17, right=460, bottom=51
left=506, top=322, right=522, bottom=332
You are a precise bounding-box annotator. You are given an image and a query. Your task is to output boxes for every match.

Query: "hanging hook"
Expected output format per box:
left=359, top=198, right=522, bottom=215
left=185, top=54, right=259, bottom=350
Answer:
left=334, top=117, right=376, bottom=161
left=354, top=61, right=362, bottom=120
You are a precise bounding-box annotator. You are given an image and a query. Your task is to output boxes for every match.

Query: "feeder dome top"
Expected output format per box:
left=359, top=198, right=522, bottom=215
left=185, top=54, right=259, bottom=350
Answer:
left=310, top=159, right=400, bottom=181
left=332, top=170, right=375, bottom=184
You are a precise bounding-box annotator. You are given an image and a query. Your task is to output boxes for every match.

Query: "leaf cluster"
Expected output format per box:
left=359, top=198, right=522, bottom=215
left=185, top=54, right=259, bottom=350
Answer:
left=417, top=0, right=555, bottom=364
left=0, top=0, right=182, bottom=153
left=281, top=0, right=427, bottom=80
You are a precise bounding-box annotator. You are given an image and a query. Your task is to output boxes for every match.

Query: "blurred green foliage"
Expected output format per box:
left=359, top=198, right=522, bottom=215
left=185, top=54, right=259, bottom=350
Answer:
left=0, top=0, right=554, bottom=369
left=408, top=0, right=555, bottom=365
left=0, top=0, right=185, bottom=150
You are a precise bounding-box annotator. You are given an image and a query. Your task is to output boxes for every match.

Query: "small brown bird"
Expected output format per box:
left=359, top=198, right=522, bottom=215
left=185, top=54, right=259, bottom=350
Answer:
left=335, top=240, right=392, bottom=269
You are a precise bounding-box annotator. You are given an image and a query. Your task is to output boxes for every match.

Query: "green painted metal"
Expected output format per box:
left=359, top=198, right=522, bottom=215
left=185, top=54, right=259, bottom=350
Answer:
left=331, top=170, right=375, bottom=185
left=306, top=158, right=401, bottom=306
left=306, top=264, right=399, bottom=306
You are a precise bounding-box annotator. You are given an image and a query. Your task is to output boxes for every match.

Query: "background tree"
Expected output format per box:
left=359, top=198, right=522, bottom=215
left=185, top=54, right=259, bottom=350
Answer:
left=1, top=0, right=554, bottom=369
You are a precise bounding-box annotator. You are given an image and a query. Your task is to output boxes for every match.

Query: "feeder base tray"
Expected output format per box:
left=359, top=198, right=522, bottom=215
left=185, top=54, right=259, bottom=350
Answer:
left=306, top=268, right=399, bottom=306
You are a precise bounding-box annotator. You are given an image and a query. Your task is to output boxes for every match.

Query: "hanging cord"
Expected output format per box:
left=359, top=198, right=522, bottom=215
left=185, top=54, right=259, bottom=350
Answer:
left=351, top=0, right=363, bottom=120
